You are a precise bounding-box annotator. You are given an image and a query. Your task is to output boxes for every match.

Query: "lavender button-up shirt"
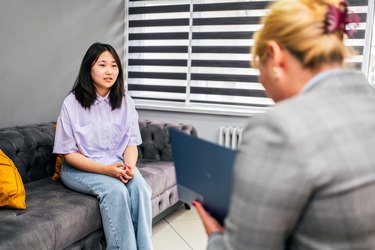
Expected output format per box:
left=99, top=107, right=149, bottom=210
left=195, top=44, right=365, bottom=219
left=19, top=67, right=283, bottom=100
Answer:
left=53, top=92, right=142, bottom=165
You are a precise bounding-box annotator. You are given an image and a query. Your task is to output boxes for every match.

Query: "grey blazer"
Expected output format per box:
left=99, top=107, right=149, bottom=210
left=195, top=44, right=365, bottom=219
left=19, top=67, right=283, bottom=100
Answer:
left=208, top=71, right=375, bottom=250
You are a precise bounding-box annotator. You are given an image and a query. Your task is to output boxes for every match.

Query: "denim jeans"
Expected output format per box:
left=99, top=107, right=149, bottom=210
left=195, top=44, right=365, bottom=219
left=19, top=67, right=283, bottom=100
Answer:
left=61, top=162, right=153, bottom=250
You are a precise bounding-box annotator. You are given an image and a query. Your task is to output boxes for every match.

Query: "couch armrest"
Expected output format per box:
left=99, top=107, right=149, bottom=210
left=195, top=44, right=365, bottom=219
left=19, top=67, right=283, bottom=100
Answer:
left=138, top=119, right=197, bottom=161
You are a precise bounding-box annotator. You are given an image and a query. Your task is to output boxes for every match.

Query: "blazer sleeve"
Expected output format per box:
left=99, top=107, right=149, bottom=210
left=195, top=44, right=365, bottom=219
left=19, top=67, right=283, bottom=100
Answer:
left=207, top=116, right=313, bottom=250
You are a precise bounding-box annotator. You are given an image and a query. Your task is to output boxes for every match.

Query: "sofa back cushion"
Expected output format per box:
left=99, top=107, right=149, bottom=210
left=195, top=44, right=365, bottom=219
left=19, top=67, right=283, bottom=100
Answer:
left=138, top=120, right=197, bottom=161
left=0, top=123, right=55, bottom=184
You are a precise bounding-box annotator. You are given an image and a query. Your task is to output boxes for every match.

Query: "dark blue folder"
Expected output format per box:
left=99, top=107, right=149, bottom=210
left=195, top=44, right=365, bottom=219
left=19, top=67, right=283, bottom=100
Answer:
left=169, top=128, right=236, bottom=224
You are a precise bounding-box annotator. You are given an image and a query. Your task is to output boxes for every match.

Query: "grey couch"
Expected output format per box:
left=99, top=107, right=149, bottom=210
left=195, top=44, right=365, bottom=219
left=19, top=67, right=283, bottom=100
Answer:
left=0, top=120, right=197, bottom=250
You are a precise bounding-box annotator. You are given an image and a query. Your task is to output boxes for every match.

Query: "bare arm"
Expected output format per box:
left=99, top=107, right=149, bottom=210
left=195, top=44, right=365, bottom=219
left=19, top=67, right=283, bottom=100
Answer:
left=121, top=145, right=139, bottom=181
left=64, top=152, right=127, bottom=182
left=124, top=145, right=138, bottom=168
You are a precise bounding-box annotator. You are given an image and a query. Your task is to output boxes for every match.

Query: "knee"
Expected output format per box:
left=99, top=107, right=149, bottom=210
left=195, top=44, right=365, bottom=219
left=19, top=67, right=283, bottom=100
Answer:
left=134, top=181, right=152, bottom=200
left=100, top=180, right=129, bottom=200
left=145, top=183, right=152, bottom=198
left=141, top=183, right=152, bottom=199
left=127, top=177, right=150, bottom=196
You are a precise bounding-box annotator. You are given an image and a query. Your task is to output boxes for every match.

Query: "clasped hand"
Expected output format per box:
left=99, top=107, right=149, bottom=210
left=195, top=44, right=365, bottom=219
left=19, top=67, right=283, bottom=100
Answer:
left=110, top=162, right=135, bottom=183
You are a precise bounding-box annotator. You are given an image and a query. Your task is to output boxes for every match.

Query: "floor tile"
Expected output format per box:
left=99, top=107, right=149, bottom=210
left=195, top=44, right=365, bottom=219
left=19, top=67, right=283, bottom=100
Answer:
left=152, top=219, right=192, bottom=250
left=152, top=204, right=208, bottom=250
left=169, top=219, right=208, bottom=250
left=165, top=204, right=199, bottom=223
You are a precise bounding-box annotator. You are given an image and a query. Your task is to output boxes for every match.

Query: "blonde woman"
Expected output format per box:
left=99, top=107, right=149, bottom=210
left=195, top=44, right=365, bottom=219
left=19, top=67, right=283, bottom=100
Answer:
left=194, top=0, right=375, bottom=249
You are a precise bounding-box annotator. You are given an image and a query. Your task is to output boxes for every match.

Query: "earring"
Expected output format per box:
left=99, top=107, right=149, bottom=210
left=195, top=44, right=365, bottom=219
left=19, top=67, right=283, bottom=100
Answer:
left=272, top=67, right=280, bottom=80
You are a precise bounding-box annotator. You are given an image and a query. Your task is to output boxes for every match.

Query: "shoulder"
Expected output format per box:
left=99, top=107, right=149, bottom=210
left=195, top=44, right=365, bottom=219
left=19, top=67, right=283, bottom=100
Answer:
left=124, top=93, right=135, bottom=103
left=244, top=96, right=313, bottom=146
left=123, top=93, right=136, bottom=108
left=62, top=92, right=77, bottom=105
left=119, top=93, right=139, bottom=118
left=60, top=92, right=82, bottom=113
left=249, top=98, right=302, bottom=127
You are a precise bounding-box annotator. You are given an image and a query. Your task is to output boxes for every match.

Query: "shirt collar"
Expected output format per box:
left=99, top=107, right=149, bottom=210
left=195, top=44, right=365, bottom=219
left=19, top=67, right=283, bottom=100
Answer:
left=301, top=68, right=346, bottom=93
left=94, top=91, right=110, bottom=105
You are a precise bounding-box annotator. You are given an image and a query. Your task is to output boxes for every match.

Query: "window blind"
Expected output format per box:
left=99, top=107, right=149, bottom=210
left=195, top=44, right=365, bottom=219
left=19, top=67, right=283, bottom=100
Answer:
left=126, top=0, right=373, bottom=114
left=127, top=0, right=190, bottom=103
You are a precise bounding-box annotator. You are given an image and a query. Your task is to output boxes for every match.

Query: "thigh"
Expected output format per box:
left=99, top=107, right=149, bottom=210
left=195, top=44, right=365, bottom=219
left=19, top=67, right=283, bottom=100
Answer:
left=127, top=168, right=151, bottom=194
left=61, top=162, right=125, bottom=197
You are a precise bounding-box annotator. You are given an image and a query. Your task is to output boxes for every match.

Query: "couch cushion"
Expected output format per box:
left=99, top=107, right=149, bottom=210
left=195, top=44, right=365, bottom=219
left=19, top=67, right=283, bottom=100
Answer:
left=138, top=120, right=197, bottom=161
left=51, top=154, right=63, bottom=181
left=138, top=160, right=176, bottom=198
left=138, top=160, right=179, bottom=218
left=0, top=210, right=56, bottom=249
left=0, top=123, right=56, bottom=184
left=0, top=150, right=26, bottom=209
left=0, top=178, right=102, bottom=250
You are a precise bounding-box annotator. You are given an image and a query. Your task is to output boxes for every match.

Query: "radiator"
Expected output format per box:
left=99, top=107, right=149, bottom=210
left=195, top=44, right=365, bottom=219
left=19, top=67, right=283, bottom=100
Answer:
left=219, top=126, right=244, bottom=150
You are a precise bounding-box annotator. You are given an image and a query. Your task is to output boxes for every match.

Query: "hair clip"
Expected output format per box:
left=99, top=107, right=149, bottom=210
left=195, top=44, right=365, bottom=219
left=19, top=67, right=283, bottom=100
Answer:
left=325, top=1, right=360, bottom=38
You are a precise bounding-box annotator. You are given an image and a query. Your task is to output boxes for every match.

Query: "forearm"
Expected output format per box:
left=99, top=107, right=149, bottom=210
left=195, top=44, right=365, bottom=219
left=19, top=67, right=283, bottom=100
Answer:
left=63, top=152, right=107, bottom=175
left=123, top=145, right=138, bottom=167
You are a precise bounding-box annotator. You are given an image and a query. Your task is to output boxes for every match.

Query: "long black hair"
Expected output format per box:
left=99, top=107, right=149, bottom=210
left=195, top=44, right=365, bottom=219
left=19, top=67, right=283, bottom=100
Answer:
left=72, top=42, right=125, bottom=110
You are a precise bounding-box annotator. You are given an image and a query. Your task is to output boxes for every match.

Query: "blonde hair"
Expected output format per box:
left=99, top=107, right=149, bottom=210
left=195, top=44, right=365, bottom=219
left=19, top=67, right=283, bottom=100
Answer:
left=252, top=0, right=354, bottom=69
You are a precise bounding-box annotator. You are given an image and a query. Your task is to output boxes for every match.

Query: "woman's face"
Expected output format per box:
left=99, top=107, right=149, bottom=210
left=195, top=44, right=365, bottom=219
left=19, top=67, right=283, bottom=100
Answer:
left=91, top=51, right=119, bottom=96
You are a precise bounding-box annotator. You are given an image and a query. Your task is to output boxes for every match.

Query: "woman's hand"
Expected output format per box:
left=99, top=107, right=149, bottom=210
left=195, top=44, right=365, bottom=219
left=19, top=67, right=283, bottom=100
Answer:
left=121, top=163, right=135, bottom=182
left=104, top=162, right=129, bottom=183
left=193, top=201, right=224, bottom=236
left=123, top=145, right=138, bottom=182
left=64, top=153, right=133, bottom=183
left=103, top=162, right=136, bottom=183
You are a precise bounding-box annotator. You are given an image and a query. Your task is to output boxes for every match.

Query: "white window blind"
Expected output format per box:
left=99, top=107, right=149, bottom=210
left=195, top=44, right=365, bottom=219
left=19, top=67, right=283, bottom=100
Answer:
left=126, top=0, right=373, bottom=115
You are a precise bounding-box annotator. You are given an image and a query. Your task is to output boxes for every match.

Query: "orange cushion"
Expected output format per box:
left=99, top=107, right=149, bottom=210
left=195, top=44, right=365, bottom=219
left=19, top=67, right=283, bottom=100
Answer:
left=51, top=154, right=63, bottom=181
left=0, top=150, right=26, bottom=209
left=52, top=123, right=63, bottom=181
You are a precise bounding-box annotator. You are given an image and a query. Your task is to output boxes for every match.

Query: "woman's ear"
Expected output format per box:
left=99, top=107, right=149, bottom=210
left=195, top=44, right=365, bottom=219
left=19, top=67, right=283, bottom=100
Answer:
left=266, top=41, right=283, bottom=67
left=264, top=41, right=291, bottom=101
left=266, top=41, right=284, bottom=81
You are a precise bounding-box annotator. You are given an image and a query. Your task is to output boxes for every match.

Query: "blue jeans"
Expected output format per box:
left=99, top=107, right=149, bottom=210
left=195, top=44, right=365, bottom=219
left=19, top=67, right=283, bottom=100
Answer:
left=61, top=162, right=153, bottom=250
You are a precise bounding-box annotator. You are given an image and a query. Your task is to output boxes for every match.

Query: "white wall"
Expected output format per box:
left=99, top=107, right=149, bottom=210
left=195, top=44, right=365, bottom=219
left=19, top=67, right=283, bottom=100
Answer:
left=0, top=0, right=124, bottom=128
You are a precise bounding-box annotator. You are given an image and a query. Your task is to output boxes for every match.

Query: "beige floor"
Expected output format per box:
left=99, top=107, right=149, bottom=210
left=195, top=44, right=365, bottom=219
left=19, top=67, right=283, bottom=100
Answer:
left=152, top=204, right=208, bottom=250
